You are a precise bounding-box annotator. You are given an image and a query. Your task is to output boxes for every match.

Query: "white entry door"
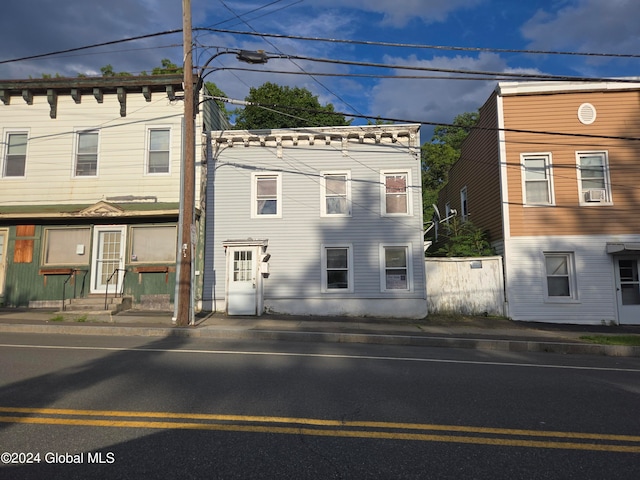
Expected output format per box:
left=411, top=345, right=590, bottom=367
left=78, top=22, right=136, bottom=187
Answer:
left=226, top=247, right=258, bottom=315
left=615, top=257, right=640, bottom=325
left=91, top=226, right=126, bottom=293
left=0, top=229, right=7, bottom=296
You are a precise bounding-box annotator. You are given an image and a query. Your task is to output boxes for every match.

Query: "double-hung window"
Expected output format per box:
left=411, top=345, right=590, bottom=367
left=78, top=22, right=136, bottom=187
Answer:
left=522, top=154, right=553, bottom=205
left=321, top=171, right=351, bottom=216
left=321, top=245, right=353, bottom=292
left=251, top=172, right=282, bottom=218
left=380, top=244, right=413, bottom=292
left=544, top=252, right=577, bottom=301
left=3, top=132, right=28, bottom=177
left=381, top=170, right=411, bottom=215
left=75, top=130, right=99, bottom=177
left=577, top=151, right=611, bottom=204
left=147, top=128, right=170, bottom=174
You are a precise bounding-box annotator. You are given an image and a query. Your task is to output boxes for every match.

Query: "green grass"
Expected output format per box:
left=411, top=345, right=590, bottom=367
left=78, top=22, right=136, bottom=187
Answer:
left=76, top=315, right=88, bottom=323
left=579, top=335, right=640, bottom=346
left=49, top=314, right=64, bottom=322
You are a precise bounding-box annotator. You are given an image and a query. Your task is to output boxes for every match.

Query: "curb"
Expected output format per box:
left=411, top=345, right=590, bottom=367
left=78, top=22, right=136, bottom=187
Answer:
left=1, top=323, right=639, bottom=357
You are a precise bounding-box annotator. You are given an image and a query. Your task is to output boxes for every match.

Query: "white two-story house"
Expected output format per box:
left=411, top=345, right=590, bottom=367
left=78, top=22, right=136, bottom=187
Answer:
left=202, top=124, right=427, bottom=318
left=0, top=74, right=226, bottom=310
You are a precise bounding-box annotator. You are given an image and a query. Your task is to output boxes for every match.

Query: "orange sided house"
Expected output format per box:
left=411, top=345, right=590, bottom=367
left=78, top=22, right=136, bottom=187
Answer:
left=436, top=80, right=640, bottom=325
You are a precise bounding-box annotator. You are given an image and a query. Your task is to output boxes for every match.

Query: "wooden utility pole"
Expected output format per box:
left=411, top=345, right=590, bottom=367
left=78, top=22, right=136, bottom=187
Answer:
left=177, top=0, right=194, bottom=326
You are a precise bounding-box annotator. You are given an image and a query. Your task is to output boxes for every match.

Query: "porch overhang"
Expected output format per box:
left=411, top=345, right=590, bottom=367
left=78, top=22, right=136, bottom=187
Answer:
left=222, top=239, right=269, bottom=248
left=0, top=202, right=182, bottom=220
left=606, top=242, right=640, bottom=254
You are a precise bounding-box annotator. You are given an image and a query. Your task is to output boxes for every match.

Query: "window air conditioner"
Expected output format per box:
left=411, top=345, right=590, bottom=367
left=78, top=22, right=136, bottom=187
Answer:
left=586, top=189, right=606, bottom=202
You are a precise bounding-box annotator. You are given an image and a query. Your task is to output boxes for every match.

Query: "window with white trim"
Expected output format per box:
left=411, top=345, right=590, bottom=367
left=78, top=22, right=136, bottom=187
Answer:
left=380, top=244, right=413, bottom=292
left=321, top=245, right=353, bottom=292
left=251, top=172, right=282, bottom=218
left=544, top=252, right=576, bottom=300
left=321, top=171, right=351, bottom=216
left=3, top=132, right=28, bottom=177
left=381, top=170, right=411, bottom=215
left=147, top=128, right=170, bottom=174
left=522, top=154, right=553, bottom=205
left=75, top=130, right=99, bottom=177
left=577, top=151, right=611, bottom=204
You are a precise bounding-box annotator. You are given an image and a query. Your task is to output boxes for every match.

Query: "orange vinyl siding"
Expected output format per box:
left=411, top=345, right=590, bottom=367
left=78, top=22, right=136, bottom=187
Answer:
left=438, top=92, right=504, bottom=244
left=502, top=89, right=640, bottom=237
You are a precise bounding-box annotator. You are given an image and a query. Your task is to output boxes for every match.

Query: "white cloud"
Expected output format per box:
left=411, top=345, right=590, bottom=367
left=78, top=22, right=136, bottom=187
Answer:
left=522, top=0, right=640, bottom=54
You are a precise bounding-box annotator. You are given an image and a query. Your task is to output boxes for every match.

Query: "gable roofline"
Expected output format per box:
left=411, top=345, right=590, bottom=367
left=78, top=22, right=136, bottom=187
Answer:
left=496, top=79, right=640, bottom=96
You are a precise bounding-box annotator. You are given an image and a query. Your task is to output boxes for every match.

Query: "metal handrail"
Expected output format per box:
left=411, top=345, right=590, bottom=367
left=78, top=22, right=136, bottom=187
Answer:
left=104, top=268, right=127, bottom=310
left=61, top=269, right=89, bottom=311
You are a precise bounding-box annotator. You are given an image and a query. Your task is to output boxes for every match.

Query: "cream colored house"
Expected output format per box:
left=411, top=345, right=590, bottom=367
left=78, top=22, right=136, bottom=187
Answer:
left=0, top=75, right=226, bottom=310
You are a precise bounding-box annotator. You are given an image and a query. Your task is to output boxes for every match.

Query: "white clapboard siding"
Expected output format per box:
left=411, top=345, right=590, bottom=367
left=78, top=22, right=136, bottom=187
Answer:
left=0, top=91, right=207, bottom=205
left=503, top=235, right=635, bottom=324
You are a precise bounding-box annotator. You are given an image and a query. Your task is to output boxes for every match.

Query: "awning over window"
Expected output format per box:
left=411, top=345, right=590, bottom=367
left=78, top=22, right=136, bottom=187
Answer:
left=606, top=243, right=640, bottom=254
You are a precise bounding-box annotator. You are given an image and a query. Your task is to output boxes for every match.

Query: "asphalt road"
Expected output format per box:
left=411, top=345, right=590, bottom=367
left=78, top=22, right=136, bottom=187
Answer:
left=0, top=333, right=639, bottom=479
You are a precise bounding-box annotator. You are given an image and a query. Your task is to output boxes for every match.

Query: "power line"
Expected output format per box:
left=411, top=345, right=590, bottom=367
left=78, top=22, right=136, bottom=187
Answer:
left=199, top=28, right=640, bottom=60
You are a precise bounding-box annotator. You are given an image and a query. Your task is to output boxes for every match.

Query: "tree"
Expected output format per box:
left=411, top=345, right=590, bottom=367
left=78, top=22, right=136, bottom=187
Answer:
left=233, top=82, right=350, bottom=130
left=204, top=81, right=231, bottom=123
left=152, top=59, right=182, bottom=75
left=100, top=64, right=132, bottom=77
left=421, top=111, right=478, bottom=216
left=432, top=217, right=495, bottom=257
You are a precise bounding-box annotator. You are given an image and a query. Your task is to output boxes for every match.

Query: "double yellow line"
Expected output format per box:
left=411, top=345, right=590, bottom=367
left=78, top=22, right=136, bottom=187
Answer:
left=1, top=406, right=639, bottom=453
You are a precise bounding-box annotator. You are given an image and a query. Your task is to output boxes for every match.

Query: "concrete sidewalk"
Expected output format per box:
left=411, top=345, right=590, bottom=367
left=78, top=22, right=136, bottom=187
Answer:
left=0, top=308, right=639, bottom=357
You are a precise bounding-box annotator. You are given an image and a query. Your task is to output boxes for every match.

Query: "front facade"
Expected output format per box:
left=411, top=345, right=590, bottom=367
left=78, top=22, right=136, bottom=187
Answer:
left=437, top=80, right=640, bottom=325
left=0, top=75, right=226, bottom=310
left=203, top=124, right=427, bottom=318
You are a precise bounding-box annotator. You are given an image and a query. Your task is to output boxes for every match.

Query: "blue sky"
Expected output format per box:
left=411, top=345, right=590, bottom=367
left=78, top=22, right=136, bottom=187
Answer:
left=1, top=0, right=639, bottom=142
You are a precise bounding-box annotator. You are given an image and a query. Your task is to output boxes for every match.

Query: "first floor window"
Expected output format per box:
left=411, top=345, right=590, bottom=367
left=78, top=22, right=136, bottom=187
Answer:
left=130, top=225, right=177, bottom=263
left=544, top=252, right=575, bottom=299
left=148, top=128, right=170, bottom=174
left=522, top=154, right=553, bottom=205
left=4, top=132, right=28, bottom=177
left=43, top=228, right=91, bottom=266
left=322, top=245, right=353, bottom=292
left=382, top=171, right=410, bottom=215
left=75, top=130, right=99, bottom=176
left=252, top=172, right=281, bottom=217
left=381, top=245, right=412, bottom=291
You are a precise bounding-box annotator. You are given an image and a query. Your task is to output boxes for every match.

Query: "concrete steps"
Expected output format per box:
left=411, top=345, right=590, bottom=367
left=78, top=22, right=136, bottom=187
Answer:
left=66, top=296, right=132, bottom=313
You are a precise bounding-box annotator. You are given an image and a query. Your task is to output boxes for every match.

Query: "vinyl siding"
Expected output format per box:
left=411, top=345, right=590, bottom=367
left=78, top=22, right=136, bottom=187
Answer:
left=0, top=91, right=208, bottom=205
left=503, top=234, right=633, bottom=324
left=502, top=89, right=640, bottom=237
left=203, top=125, right=427, bottom=317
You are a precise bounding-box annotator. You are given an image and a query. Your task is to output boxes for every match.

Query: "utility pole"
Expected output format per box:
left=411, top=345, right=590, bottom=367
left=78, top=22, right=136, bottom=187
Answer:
left=177, top=0, right=194, bottom=326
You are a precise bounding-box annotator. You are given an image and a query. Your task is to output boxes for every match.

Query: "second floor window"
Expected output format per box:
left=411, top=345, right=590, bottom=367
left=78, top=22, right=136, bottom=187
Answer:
left=251, top=172, right=281, bottom=218
left=382, top=171, right=410, bottom=215
left=321, top=172, right=351, bottom=216
left=148, top=128, right=170, bottom=174
left=75, top=131, right=99, bottom=177
left=522, top=154, right=553, bottom=205
left=3, top=132, right=27, bottom=177
left=577, top=152, right=610, bottom=204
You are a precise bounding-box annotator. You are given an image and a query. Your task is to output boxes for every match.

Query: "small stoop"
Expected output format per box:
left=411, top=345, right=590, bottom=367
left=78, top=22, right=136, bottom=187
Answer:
left=65, top=296, right=132, bottom=314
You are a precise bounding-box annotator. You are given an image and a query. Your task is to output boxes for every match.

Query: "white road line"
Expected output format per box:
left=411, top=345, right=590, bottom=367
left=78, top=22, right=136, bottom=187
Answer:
left=1, top=343, right=639, bottom=372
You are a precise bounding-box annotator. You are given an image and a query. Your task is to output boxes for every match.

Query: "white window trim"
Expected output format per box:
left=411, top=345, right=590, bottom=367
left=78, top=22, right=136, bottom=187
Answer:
left=379, top=243, right=414, bottom=293
left=2, top=129, right=29, bottom=179
left=521, top=153, right=555, bottom=207
left=542, top=251, right=579, bottom=303
left=145, top=126, right=172, bottom=176
left=320, top=170, right=352, bottom=217
left=250, top=171, right=282, bottom=218
left=73, top=128, right=100, bottom=178
left=460, top=186, right=468, bottom=221
left=380, top=169, right=413, bottom=217
left=321, top=244, right=354, bottom=293
left=576, top=151, right=612, bottom=206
